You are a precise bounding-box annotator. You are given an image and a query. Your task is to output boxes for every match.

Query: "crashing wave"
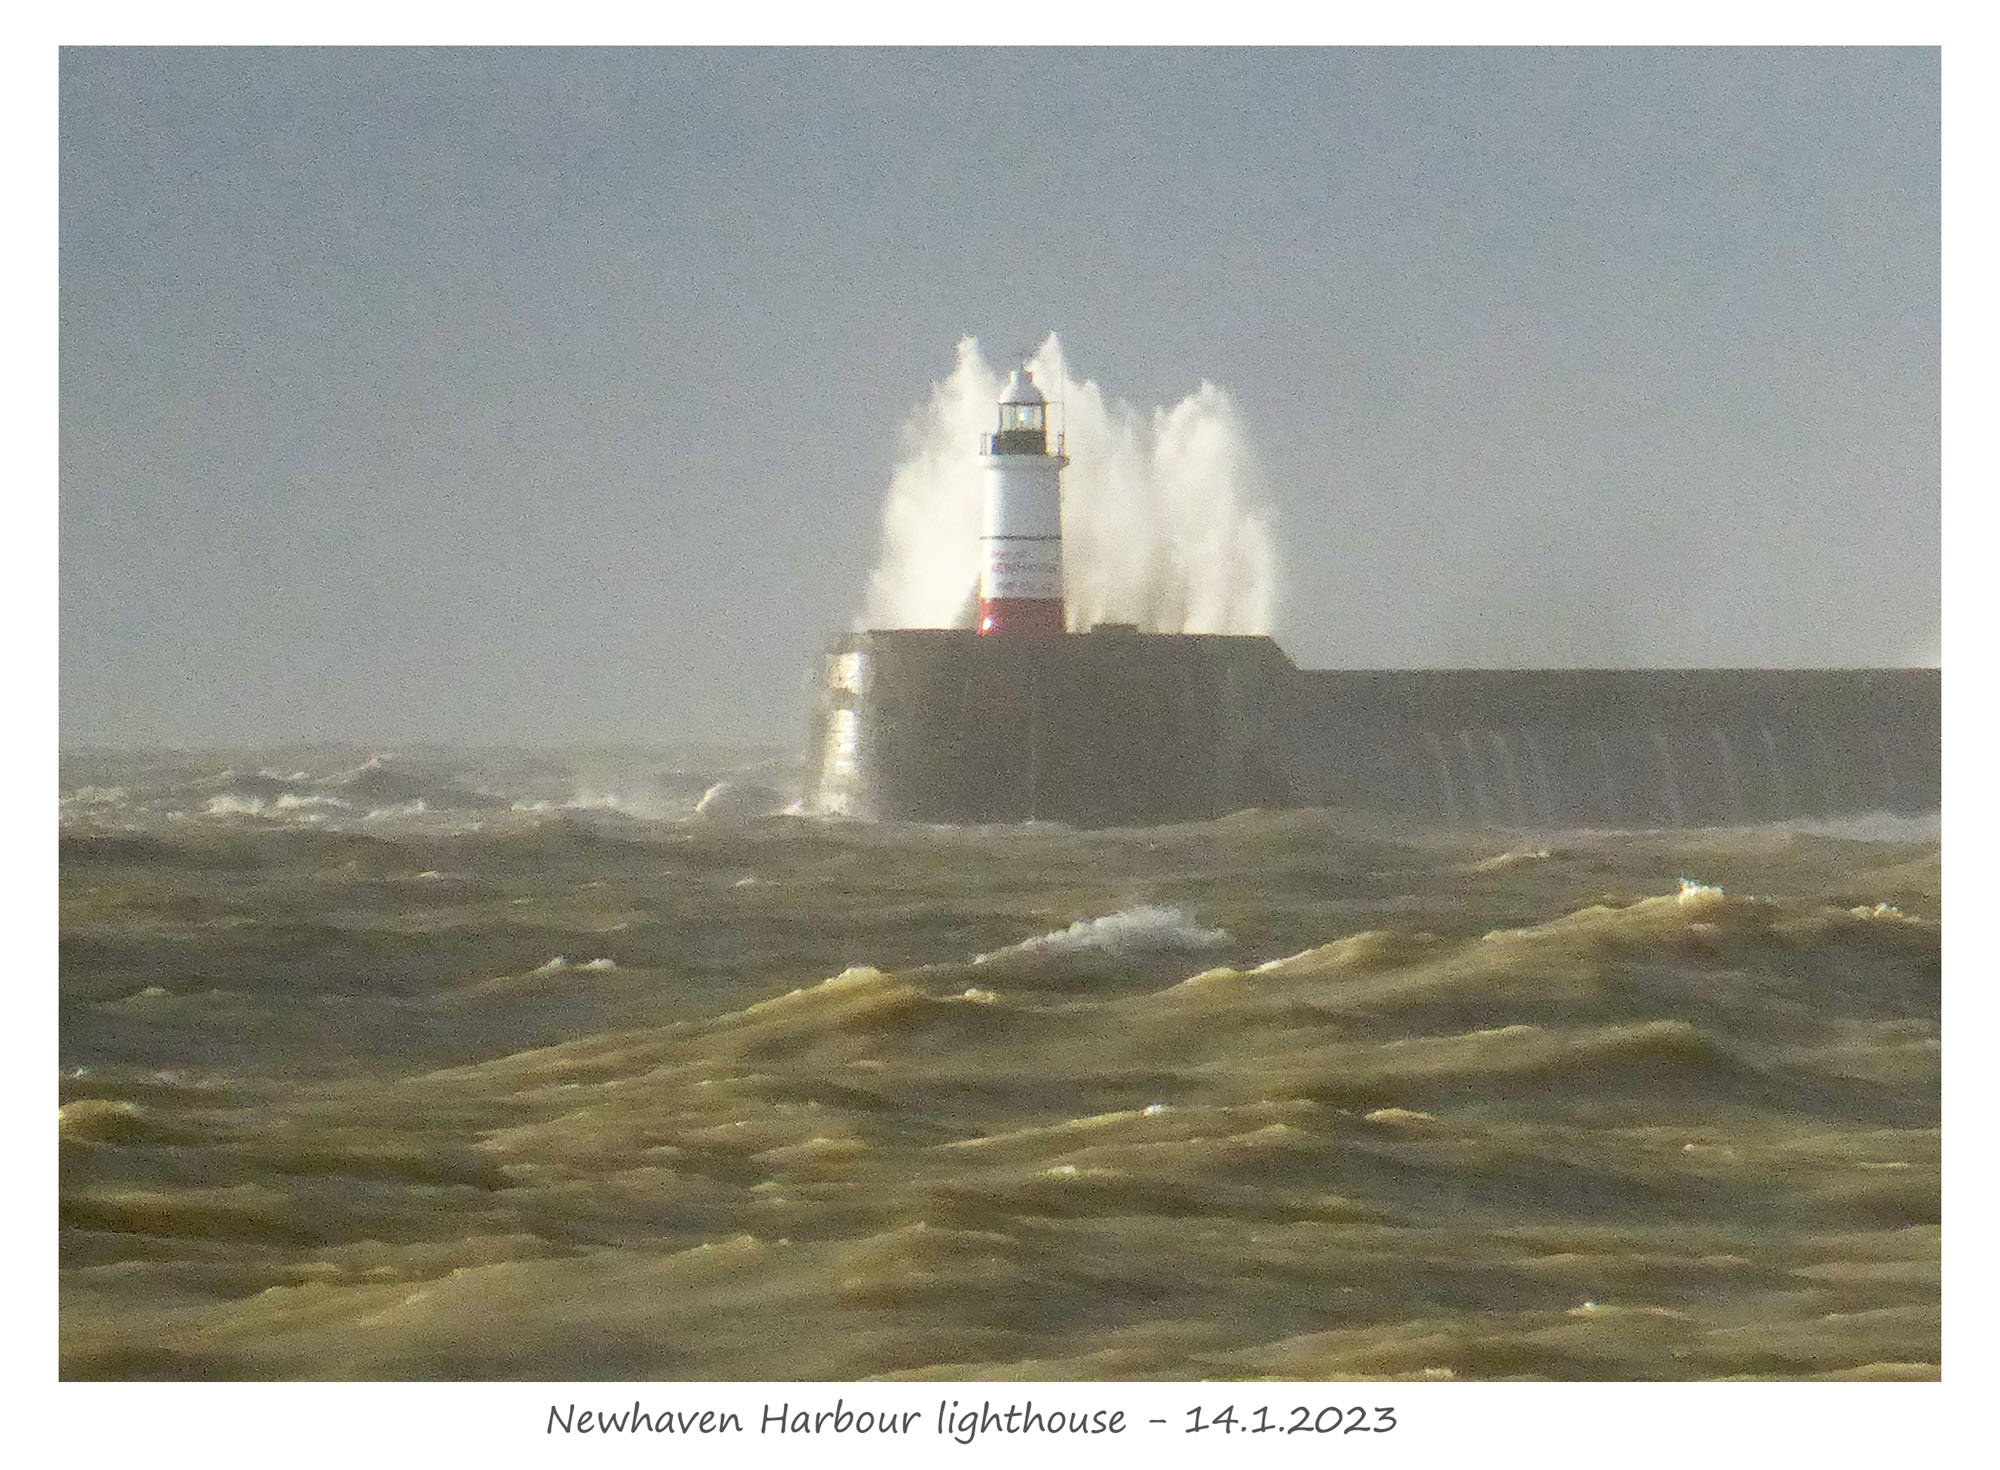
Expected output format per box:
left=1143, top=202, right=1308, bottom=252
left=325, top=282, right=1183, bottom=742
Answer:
left=860, top=335, right=1278, bottom=635
left=693, top=781, right=790, bottom=823
left=976, top=905, right=1229, bottom=963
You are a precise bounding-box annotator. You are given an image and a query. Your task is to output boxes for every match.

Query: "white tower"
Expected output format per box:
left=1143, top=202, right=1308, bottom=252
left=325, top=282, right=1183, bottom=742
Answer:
left=977, top=367, right=1069, bottom=636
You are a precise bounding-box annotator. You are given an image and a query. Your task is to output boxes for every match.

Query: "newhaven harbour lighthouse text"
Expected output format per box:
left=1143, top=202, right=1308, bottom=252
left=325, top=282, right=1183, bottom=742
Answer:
left=548, top=1398, right=1134, bottom=1443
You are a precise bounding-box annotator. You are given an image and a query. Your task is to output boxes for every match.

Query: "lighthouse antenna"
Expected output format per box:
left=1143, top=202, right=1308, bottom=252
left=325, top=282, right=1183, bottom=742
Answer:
left=1036, top=333, right=1065, bottom=456
left=1016, top=337, right=1064, bottom=455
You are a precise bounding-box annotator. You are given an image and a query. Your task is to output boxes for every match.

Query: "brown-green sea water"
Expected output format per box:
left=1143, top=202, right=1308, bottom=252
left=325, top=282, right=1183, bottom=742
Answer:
left=59, top=749, right=1940, bottom=1381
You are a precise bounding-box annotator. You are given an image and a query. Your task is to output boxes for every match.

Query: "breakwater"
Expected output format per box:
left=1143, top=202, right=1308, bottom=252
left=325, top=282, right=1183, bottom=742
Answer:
left=809, top=631, right=1938, bottom=827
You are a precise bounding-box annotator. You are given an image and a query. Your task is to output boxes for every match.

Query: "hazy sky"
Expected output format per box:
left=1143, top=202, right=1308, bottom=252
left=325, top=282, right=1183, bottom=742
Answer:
left=60, top=47, right=1938, bottom=746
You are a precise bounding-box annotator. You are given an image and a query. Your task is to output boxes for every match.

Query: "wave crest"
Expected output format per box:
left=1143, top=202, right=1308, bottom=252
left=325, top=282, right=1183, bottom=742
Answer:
left=977, top=905, right=1229, bottom=963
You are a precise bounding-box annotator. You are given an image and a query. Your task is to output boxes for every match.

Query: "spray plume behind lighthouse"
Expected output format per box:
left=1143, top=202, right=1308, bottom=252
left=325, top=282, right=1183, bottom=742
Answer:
left=860, top=335, right=1278, bottom=635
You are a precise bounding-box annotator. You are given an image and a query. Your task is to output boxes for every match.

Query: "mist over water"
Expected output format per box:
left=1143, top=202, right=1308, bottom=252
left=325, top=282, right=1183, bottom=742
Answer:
left=862, top=336, right=1278, bottom=634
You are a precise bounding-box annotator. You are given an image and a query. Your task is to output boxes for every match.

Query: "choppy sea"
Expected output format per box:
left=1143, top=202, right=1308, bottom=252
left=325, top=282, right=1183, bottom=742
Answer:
left=59, top=746, right=1940, bottom=1380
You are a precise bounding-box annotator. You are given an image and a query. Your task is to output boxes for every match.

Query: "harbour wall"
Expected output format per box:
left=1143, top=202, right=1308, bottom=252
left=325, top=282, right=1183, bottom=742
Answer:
left=808, top=630, right=1939, bottom=827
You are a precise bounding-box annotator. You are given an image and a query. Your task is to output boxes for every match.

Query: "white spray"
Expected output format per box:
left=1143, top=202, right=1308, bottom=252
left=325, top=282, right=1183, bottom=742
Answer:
left=860, top=335, right=1278, bottom=634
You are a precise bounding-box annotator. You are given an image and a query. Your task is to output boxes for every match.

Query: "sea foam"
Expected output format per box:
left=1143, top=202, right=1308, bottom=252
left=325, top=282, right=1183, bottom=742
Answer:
left=976, top=904, right=1230, bottom=963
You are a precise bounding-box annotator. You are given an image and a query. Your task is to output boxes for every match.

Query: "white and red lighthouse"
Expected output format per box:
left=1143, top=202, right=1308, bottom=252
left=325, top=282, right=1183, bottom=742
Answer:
left=977, top=367, right=1068, bottom=636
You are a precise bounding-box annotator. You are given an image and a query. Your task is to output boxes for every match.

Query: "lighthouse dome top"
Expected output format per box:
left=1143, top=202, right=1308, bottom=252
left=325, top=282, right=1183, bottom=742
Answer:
left=998, top=368, right=1046, bottom=407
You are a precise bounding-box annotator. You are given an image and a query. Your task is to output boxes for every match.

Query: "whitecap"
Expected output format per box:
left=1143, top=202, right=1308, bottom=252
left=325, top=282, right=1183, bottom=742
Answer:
left=693, top=781, right=789, bottom=823
left=1676, top=878, right=1725, bottom=906
left=975, top=904, right=1229, bottom=962
left=273, top=793, right=351, bottom=812
left=62, top=786, right=129, bottom=807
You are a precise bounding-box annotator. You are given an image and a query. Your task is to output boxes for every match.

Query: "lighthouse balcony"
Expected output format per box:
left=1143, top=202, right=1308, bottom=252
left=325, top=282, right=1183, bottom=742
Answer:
left=982, top=429, right=1063, bottom=456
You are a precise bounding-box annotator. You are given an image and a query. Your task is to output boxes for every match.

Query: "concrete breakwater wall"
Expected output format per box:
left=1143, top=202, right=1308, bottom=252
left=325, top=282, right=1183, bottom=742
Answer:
left=1283, top=667, right=1939, bottom=828
left=808, top=630, right=1939, bottom=828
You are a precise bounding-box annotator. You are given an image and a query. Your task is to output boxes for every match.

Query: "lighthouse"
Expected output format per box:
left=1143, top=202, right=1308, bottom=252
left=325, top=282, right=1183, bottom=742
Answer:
left=977, top=367, right=1069, bottom=635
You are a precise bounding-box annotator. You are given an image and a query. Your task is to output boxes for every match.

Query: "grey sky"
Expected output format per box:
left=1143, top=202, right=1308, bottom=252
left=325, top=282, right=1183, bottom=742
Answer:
left=60, top=47, right=1938, bottom=747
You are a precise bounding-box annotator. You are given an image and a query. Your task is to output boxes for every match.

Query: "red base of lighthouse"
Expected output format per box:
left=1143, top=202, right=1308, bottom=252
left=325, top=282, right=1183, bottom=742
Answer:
left=977, top=599, right=1066, bottom=636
